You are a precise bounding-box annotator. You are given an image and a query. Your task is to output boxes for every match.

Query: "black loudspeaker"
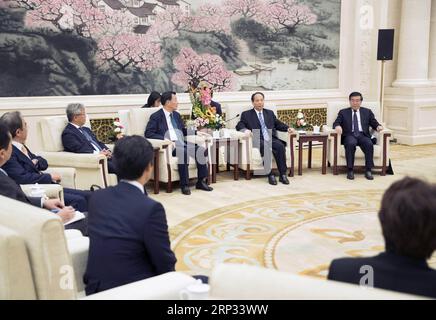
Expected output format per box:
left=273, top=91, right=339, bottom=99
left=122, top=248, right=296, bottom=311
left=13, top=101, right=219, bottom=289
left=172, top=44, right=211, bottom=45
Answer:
left=377, top=29, right=395, bottom=61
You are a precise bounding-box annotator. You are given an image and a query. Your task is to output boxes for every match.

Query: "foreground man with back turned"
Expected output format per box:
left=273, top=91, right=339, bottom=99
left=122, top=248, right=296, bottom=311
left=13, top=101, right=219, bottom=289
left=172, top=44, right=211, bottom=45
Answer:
left=84, top=136, right=177, bottom=294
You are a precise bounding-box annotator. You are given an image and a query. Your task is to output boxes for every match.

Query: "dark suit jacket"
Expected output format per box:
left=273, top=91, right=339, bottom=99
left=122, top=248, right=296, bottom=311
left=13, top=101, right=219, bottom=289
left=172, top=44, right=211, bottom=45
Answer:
left=328, top=251, right=436, bottom=298
left=62, top=123, right=107, bottom=154
left=333, top=107, right=380, bottom=143
left=145, top=109, right=187, bottom=140
left=84, top=182, right=177, bottom=295
left=0, top=170, right=41, bottom=207
left=236, top=108, right=289, bottom=146
left=2, top=145, right=52, bottom=185
left=210, top=100, right=223, bottom=116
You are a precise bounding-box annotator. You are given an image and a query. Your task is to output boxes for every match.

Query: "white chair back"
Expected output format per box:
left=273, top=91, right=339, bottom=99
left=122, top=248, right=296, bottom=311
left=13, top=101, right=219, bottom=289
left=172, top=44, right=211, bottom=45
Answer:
left=0, top=196, right=77, bottom=299
left=39, top=116, right=92, bottom=152
left=129, top=107, right=162, bottom=136
left=117, top=110, right=131, bottom=136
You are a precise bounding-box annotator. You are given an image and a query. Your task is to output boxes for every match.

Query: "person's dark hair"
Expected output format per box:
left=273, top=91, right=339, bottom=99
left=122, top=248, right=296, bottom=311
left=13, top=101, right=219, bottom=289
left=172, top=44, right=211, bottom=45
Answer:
left=113, top=135, right=154, bottom=180
left=0, top=111, right=23, bottom=138
left=251, top=92, right=265, bottom=102
left=379, top=177, right=436, bottom=259
left=349, top=92, right=363, bottom=101
left=161, top=91, right=176, bottom=107
left=0, top=123, right=11, bottom=150
left=143, top=91, right=161, bottom=108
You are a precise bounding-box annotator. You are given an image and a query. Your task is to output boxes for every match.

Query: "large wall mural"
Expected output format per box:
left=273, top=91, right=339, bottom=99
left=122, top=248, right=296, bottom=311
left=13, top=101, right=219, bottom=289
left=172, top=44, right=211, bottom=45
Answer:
left=0, top=0, right=341, bottom=96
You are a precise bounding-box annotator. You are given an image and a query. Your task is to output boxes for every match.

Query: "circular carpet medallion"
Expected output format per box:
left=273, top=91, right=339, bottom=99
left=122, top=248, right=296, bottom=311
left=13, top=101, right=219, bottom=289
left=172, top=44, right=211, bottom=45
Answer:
left=170, top=189, right=436, bottom=277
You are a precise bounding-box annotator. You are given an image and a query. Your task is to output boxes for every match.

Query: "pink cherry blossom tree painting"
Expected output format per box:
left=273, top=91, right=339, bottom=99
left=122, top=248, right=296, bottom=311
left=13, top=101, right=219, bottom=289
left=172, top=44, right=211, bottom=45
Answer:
left=172, top=47, right=235, bottom=92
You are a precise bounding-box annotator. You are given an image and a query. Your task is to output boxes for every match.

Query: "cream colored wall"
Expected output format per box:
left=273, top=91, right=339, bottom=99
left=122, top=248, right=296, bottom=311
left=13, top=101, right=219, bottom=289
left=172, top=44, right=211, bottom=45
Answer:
left=1, top=0, right=435, bottom=148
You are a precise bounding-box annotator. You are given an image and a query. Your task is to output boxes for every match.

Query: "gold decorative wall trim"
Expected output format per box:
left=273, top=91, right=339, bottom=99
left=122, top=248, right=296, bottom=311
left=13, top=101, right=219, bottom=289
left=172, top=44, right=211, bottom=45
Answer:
left=90, top=118, right=115, bottom=144
left=278, top=108, right=328, bottom=130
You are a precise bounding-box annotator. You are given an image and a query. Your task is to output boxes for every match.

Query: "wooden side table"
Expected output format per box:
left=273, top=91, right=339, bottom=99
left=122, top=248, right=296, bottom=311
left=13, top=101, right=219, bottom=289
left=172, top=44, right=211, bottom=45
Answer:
left=297, top=133, right=328, bottom=176
left=152, top=147, right=160, bottom=194
left=211, top=138, right=239, bottom=183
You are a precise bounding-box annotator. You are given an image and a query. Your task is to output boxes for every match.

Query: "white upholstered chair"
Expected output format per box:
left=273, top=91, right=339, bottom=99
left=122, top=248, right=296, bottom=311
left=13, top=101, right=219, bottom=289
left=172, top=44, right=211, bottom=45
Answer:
left=209, top=264, right=426, bottom=300
left=225, top=104, right=298, bottom=179
left=324, top=102, right=392, bottom=175
left=37, top=116, right=117, bottom=190
left=119, top=107, right=212, bottom=193
left=0, top=196, right=197, bottom=300
left=0, top=225, right=36, bottom=300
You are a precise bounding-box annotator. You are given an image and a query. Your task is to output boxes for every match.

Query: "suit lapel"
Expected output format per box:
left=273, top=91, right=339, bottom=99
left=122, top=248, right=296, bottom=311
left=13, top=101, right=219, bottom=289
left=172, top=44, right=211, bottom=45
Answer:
left=69, top=123, right=94, bottom=148
left=250, top=109, right=262, bottom=129
left=159, top=109, right=169, bottom=134
left=12, top=145, right=39, bottom=172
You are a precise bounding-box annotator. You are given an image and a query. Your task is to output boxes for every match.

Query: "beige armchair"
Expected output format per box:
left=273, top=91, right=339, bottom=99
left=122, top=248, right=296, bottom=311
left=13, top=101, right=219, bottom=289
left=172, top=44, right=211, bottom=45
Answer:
left=226, top=104, right=297, bottom=179
left=120, top=108, right=212, bottom=193
left=0, top=196, right=197, bottom=300
left=37, top=116, right=117, bottom=190
left=209, top=264, right=426, bottom=300
left=325, top=102, right=392, bottom=175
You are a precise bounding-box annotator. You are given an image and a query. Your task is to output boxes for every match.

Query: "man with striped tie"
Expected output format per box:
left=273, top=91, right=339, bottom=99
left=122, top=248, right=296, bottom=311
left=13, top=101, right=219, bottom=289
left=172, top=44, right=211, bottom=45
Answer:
left=236, top=92, right=294, bottom=185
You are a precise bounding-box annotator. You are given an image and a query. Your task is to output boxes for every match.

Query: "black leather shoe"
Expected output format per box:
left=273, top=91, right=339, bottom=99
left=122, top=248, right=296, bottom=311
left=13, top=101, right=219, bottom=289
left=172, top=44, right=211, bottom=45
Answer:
left=268, top=174, right=278, bottom=185
left=196, top=180, right=213, bottom=191
left=347, top=171, right=355, bottom=180
left=365, top=171, right=374, bottom=180
left=279, top=175, right=290, bottom=185
left=181, top=186, right=191, bottom=195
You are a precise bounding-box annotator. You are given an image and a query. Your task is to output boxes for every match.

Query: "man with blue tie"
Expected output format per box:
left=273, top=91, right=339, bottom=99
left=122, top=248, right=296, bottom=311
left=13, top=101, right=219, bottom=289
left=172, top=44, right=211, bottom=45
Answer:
left=61, top=103, right=117, bottom=174
left=145, top=92, right=213, bottom=195
left=333, top=92, right=384, bottom=180
left=84, top=136, right=177, bottom=294
left=236, top=92, right=294, bottom=185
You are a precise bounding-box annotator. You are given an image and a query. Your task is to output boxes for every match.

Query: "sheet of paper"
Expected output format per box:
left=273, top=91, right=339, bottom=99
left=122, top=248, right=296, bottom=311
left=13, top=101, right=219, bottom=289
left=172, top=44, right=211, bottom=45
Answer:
left=63, top=211, right=86, bottom=226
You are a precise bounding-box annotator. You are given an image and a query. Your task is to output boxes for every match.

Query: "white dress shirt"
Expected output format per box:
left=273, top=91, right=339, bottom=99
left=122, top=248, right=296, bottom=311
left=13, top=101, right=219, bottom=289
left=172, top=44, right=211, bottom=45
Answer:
left=12, top=141, right=30, bottom=159
left=70, top=122, right=100, bottom=154
left=163, top=109, right=179, bottom=142
left=121, top=180, right=145, bottom=194
left=351, top=108, right=363, bottom=133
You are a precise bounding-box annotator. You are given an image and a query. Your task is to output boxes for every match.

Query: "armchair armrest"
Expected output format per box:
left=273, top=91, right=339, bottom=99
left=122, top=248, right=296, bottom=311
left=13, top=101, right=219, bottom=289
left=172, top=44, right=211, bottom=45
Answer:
left=228, top=129, right=251, bottom=141
left=39, top=151, right=106, bottom=169
left=44, top=167, right=76, bottom=189
left=20, top=184, right=64, bottom=201
left=186, top=134, right=212, bottom=145
left=146, top=139, right=172, bottom=150
left=81, top=272, right=197, bottom=300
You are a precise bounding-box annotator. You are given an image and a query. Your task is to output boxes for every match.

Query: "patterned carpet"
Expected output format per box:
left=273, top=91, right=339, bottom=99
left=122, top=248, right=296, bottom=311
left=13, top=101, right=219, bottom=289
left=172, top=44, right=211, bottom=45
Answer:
left=168, top=144, right=436, bottom=277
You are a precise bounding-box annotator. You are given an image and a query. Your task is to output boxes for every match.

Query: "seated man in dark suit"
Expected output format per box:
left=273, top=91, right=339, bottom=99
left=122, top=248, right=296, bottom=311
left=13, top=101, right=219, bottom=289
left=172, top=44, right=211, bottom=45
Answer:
left=210, top=89, right=223, bottom=116
left=84, top=136, right=177, bottom=294
left=0, top=123, right=86, bottom=233
left=236, top=92, right=294, bottom=185
left=145, top=91, right=213, bottom=195
left=333, top=92, right=383, bottom=180
left=328, top=177, right=436, bottom=298
left=0, top=111, right=89, bottom=213
left=61, top=103, right=116, bottom=174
